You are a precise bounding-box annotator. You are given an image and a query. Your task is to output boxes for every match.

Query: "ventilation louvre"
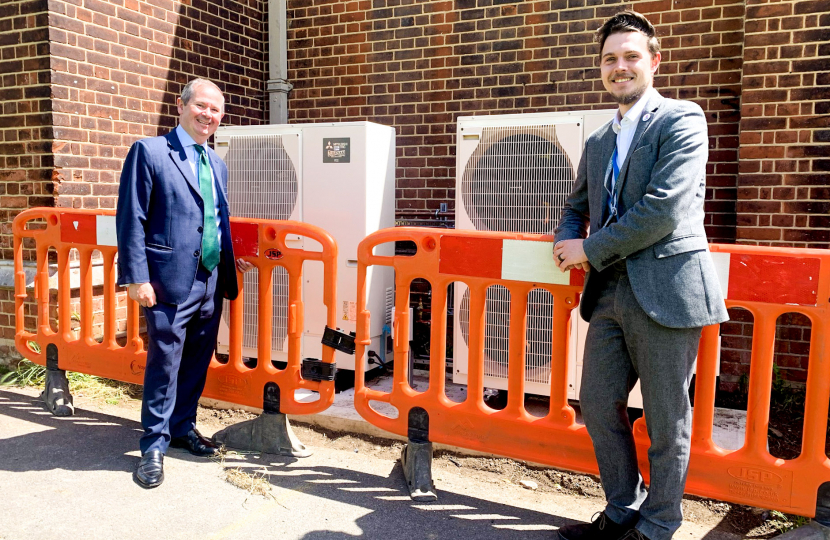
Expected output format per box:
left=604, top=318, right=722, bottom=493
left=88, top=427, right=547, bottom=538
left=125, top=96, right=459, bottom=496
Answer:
left=457, top=123, right=576, bottom=387
left=222, top=134, right=299, bottom=353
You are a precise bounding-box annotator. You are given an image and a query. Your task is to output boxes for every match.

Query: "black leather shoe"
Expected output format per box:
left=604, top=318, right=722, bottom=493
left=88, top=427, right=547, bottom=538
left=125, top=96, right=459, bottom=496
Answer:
left=134, top=450, right=164, bottom=489
left=557, top=511, right=638, bottom=540
left=170, top=428, right=220, bottom=457
left=617, top=529, right=651, bottom=540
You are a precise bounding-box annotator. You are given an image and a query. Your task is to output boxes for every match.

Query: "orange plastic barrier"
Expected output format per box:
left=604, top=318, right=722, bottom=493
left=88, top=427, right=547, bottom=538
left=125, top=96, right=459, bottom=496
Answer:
left=13, top=208, right=338, bottom=414
left=353, top=227, right=830, bottom=517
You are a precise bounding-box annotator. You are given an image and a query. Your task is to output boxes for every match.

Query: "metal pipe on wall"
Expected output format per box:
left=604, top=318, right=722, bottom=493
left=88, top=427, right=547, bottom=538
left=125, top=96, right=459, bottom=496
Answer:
left=267, top=0, right=292, bottom=124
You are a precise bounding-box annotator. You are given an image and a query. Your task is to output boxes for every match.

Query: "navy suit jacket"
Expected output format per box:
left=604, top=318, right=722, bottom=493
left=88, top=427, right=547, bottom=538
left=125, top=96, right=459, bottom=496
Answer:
left=116, top=129, right=239, bottom=305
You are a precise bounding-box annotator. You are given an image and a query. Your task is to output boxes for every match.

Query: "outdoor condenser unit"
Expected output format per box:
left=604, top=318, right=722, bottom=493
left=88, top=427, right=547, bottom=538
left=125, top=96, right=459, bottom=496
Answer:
left=213, top=122, right=396, bottom=373
left=452, top=110, right=642, bottom=404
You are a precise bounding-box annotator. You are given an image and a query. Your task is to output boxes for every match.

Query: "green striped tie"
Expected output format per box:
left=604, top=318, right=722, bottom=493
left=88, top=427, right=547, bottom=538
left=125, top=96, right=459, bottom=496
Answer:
left=195, top=145, right=220, bottom=272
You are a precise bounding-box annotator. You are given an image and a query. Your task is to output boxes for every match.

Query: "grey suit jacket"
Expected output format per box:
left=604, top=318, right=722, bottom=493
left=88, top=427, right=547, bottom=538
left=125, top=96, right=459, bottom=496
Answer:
left=554, top=92, right=728, bottom=329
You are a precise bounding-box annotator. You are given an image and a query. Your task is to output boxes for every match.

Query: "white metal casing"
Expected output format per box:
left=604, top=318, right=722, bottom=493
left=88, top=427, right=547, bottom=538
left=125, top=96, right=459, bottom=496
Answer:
left=452, top=110, right=642, bottom=405
left=213, top=121, right=396, bottom=372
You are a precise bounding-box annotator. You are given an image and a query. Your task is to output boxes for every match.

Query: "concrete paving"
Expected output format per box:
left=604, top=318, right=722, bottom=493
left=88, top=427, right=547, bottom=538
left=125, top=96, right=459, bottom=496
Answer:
left=0, top=384, right=744, bottom=540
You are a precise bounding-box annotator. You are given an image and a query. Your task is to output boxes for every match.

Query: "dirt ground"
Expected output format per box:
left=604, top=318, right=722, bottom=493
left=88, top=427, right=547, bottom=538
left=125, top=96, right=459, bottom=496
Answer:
left=195, top=404, right=793, bottom=539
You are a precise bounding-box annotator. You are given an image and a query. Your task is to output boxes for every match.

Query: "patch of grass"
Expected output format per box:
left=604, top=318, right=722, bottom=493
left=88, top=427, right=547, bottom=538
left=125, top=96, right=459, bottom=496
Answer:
left=0, top=360, right=142, bottom=404
left=767, top=510, right=810, bottom=534
left=217, top=451, right=275, bottom=500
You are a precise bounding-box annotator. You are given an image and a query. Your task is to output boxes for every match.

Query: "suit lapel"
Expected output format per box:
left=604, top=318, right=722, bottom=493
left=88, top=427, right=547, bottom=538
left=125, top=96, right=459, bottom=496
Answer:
left=166, top=130, right=203, bottom=200
left=614, top=92, right=664, bottom=200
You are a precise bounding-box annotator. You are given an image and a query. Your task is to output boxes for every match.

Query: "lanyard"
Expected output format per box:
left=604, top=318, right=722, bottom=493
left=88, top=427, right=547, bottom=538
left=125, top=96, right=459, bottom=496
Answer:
left=603, top=147, right=620, bottom=227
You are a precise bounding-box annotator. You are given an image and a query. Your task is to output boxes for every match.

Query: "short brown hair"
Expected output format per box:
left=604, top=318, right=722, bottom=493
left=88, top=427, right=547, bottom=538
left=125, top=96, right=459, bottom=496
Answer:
left=595, top=10, right=660, bottom=58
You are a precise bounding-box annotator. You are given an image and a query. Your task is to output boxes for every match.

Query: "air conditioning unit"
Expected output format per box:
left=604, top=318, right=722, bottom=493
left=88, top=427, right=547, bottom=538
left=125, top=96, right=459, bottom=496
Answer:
left=213, top=121, right=396, bottom=373
left=452, top=110, right=642, bottom=405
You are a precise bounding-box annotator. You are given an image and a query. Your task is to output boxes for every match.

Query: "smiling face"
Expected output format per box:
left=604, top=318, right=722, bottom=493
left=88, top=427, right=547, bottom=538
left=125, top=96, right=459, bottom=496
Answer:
left=600, top=30, right=661, bottom=114
left=177, top=83, right=224, bottom=145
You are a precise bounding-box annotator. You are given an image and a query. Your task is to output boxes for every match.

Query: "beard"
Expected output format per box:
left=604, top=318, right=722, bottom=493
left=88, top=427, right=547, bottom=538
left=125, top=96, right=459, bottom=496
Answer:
left=614, top=88, right=645, bottom=105
left=605, top=73, right=650, bottom=107
left=612, top=85, right=647, bottom=106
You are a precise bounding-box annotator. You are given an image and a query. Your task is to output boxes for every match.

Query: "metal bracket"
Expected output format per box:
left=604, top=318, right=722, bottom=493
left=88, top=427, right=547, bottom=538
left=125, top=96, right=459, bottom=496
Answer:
left=401, top=407, right=436, bottom=501
left=815, top=482, right=830, bottom=525
left=41, top=344, right=74, bottom=417
left=46, top=343, right=59, bottom=371
left=263, top=382, right=280, bottom=414
left=301, top=358, right=336, bottom=381
left=322, top=326, right=356, bottom=355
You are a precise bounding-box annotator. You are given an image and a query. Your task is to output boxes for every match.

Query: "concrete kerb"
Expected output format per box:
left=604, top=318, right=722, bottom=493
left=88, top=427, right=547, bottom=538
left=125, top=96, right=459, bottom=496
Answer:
left=773, top=521, right=830, bottom=540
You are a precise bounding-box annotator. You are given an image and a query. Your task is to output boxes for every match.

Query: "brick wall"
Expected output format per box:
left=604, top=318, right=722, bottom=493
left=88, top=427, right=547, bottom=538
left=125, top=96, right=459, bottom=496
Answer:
left=2, top=0, right=827, bottom=389
left=0, top=0, right=53, bottom=360
left=0, top=0, right=54, bottom=261
left=737, top=0, right=830, bottom=247
left=285, top=0, right=743, bottom=243
left=285, top=0, right=826, bottom=389
left=47, top=0, right=269, bottom=211
left=0, top=0, right=269, bottom=363
left=718, top=0, right=830, bottom=391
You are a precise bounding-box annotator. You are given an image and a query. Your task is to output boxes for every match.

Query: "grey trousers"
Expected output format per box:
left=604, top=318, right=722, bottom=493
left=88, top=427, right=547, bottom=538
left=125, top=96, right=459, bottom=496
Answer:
left=580, top=268, right=702, bottom=540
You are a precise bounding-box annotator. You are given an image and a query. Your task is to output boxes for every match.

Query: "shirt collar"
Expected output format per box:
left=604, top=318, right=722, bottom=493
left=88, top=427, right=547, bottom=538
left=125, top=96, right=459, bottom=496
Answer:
left=175, top=125, right=204, bottom=153
left=612, top=87, right=658, bottom=134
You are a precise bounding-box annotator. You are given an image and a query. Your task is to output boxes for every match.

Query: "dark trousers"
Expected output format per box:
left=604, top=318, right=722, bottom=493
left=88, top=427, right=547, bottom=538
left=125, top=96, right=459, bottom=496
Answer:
left=139, top=265, right=222, bottom=454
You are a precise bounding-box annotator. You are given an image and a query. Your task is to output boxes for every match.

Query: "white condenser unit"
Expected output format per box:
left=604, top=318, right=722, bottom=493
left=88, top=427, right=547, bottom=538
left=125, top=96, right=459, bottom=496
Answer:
left=213, top=121, right=396, bottom=373
left=452, top=110, right=642, bottom=405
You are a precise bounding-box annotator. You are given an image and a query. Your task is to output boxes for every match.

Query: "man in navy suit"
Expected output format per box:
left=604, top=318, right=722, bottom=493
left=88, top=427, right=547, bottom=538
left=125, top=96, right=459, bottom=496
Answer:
left=554, top=12, right=728, bottom=540
left=116, top=78, right=252, bottom=488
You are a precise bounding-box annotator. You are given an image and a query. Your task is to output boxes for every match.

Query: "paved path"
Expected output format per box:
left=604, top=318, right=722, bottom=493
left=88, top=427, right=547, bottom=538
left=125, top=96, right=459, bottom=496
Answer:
left=0, top=387, right=739, bottom=540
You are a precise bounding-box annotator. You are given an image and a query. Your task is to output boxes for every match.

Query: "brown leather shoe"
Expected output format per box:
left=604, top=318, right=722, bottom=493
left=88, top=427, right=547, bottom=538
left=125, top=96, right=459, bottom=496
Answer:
left=170, top=428, right=220, bottom=457
left=557, top=511, right=638, bottom=540
left=134, top=450, right=164, bottom=488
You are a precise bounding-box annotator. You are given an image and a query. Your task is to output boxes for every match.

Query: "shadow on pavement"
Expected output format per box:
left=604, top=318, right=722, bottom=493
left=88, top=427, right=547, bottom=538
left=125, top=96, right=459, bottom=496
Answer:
left=222, top=449, right=580, bottom=539
left=1, top=387, right=584, bottom=538
left=0, top=388, right=206, bottom=473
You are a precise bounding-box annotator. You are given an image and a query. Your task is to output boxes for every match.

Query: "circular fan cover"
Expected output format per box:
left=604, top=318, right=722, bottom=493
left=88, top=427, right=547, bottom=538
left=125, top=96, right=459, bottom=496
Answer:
left=461, top=131, right=575, bottom=234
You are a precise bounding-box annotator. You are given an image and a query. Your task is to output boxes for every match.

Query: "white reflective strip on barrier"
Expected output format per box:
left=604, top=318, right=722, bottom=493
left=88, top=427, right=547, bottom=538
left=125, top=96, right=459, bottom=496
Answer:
left=710, top=251, right=731, bottom=300
left=501, top=239, right=570, bottom=285
left=96, top=215, right=118, bottom=246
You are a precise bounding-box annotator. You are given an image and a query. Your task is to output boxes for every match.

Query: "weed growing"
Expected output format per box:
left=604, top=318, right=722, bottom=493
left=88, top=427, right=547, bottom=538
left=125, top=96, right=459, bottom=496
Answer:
left=0, top=360, right=142, bottom=404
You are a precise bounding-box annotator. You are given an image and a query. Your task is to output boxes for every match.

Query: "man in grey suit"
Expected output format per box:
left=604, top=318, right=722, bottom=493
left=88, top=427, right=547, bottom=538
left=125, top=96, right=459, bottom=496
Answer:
left=553, top=11, right=728, bottom=540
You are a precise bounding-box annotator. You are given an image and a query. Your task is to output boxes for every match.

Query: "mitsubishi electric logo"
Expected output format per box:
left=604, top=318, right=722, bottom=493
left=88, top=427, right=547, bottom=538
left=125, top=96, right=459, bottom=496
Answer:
left=323, top=138, right=350, bottom=163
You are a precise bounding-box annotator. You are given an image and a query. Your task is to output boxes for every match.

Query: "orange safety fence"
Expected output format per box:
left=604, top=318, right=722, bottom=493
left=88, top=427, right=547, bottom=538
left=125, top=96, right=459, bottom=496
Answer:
left=13, top=208, right=339, bottom=415
left=353, top=227, right=830, bottom=517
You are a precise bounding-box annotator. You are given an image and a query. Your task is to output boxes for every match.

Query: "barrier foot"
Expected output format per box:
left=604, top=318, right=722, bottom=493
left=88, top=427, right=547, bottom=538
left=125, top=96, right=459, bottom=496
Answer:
left=212, top=412, right=312, bottom=458
left=771, top=521, right=830, bottom=539
left=401, top=440, right=436, bottom=501
left=41, top=368, right=75, bottom=417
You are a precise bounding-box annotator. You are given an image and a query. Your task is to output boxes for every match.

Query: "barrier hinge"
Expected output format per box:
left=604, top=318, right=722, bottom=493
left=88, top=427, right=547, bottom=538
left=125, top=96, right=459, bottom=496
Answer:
left=301, top=358, right=336, bottom=382
left=322, top=326, right=356, bottom=355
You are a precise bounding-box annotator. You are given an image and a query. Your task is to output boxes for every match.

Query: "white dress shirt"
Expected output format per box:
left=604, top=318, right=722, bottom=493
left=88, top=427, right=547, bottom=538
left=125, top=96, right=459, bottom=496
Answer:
left=175, top=125, right=222, bottom=246
left=611, top=86, right=659, bottom=171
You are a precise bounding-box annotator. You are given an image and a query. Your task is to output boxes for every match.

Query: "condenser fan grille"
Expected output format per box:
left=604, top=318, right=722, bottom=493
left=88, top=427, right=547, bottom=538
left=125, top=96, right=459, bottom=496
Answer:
left=461, top=126, right=575, bottom=233
left=222, top=134, right=299, bottom=353
left=458, top=286, right=555, bottom=385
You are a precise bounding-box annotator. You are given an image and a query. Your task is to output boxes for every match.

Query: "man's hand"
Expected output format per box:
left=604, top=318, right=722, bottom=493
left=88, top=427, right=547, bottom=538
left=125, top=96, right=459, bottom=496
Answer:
left=129, top=282, right=157, bottom=308
left=553, top=239, right=591, bottom=272
left=236, top=258, right=254, bottom=273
